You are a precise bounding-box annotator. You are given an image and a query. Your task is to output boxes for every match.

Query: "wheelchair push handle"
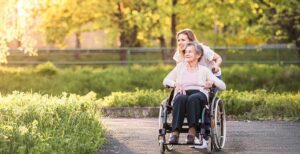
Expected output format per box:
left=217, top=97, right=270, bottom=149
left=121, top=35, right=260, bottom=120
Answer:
left=212, top=67, right=218, bottom=74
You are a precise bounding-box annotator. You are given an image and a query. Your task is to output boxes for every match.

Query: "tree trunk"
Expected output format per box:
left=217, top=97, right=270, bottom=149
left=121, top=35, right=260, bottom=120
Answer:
left=296, top=41, right=300, bottom=61
left=116, top=2, right=127, bottom=62
left=170, top=0, right=177, bottom=47
left=119, top=31, right=127, bottom=62
left=116, top=2, right=141, bottom=62
left=74, top=32, right=81, bottom=59
left=159, top=35, right=167, bottom=61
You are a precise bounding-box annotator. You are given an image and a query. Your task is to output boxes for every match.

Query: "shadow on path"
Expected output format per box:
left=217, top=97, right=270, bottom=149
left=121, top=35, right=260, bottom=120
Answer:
left=98, top=134, right=135, bottom=154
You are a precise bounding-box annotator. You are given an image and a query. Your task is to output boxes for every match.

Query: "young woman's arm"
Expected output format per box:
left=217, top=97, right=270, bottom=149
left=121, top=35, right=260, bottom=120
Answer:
left=213, top=52, right=222, bottom=67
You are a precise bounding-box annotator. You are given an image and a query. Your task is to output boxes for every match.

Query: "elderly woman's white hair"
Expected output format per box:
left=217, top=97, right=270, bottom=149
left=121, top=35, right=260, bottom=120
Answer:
left=183, top=41, right=204, bottom=62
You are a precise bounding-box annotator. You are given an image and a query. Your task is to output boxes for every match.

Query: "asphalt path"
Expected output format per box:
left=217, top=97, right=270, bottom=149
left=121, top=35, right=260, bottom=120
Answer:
left=98, top=118, right=300, bottom=154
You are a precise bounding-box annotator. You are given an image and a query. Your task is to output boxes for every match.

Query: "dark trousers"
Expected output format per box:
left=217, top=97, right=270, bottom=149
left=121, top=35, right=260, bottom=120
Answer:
left=171, top=90, right=207, bottom=132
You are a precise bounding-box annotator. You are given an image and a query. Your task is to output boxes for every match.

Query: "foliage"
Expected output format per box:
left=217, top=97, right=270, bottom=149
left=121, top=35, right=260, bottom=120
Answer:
left=34, top=61, right=58, bottom=75
left=0, top=91, right=105, bottom=153
left=0, top=64, right=299, bottom=98
left=100, top=89, right=168, bottom=107
left=35, top=0, right=102, bottom=47
left=99, top=89, right=300, bottom=120
left=0, top=64, right=172, bottom=97
left=1, top=0, right=299, bottom=61
left=0, top=0, right=37, bottom=63
left=222, top=64, right=300, bottom=91
left=251, top=0, right=300, bottom=58
left=221, top=90, right=300, bottom=120
left=252, top=0, right=300, bottom=44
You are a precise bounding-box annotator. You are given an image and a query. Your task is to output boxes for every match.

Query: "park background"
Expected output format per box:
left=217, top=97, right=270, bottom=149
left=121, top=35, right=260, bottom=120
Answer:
left=0, top=0, right=299, bottom=153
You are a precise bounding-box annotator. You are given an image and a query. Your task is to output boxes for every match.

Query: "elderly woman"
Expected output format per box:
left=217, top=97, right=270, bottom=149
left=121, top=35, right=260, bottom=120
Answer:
left=163, top=42, right=226, bottom=144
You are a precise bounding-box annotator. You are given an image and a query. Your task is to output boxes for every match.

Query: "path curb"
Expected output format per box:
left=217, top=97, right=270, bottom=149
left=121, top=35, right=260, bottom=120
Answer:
left=100, top=107, right=241, bottom=120
left=100, top=107, right=160, bottom=118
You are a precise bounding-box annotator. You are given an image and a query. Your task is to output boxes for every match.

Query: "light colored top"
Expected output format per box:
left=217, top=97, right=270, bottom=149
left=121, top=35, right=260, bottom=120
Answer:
left=173, top=43, right=222, bottom=76
left=163, top=62, right=226, bottom=98
left=181, top=69, right=201, bottom=91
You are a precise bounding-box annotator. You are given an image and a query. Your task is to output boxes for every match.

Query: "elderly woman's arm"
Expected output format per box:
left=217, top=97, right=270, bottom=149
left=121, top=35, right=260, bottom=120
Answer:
left=163, top=65, right=179, bottom=87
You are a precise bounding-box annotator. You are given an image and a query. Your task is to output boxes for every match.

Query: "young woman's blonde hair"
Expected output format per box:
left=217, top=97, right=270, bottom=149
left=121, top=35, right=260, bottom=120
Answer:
left=176, top=29, right=198, bottom=42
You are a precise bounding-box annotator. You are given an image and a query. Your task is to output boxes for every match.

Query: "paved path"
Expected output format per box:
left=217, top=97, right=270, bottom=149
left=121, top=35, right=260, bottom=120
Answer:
left=98, top=118, right=300, bottom=154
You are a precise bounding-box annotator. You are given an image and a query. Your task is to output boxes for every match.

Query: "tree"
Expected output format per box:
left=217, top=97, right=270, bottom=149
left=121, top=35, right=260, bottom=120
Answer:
left=35, top=0, right=102, bottom=48
left=0, top=0, right=37, bottom=63
left=253, top=0, right=300, bottom=59
left=99, top=0, right=172, bottom=61
left=175, top=0, right=264, bottom=46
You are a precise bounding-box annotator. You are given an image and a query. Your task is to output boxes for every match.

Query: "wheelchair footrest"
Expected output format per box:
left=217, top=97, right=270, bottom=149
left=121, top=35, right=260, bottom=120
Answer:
left=164, top=142, right=204, bottom=146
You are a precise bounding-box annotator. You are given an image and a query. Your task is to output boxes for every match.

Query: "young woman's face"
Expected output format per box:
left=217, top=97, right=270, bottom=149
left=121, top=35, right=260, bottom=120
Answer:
left=184, top=46, right=201, bottom=63
left=177, top=34, right=190, bottom=51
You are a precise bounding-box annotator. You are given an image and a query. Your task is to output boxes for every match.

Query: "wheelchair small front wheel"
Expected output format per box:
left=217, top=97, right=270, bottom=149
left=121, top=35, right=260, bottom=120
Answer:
left=206, top=136, right=214, bottom=153
left=165, top=144, right=173, bottom=151
left=159, top=142, right=165, bottom=154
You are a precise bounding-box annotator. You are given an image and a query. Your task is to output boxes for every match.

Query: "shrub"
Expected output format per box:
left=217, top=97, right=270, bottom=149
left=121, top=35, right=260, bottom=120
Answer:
left=0, top=91, right=105, bottom=154
left=220, top=90, right=300, bottom=120
left=0, top=64, right=299, bottom=97
left=35, top=62, right=58, bottom=75
left=99, top=89, right=169, bottom=107
left=99, top=89, right=300, bottom=120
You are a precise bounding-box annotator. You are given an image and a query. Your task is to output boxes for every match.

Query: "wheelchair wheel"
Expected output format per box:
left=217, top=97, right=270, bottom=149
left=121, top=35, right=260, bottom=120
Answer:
left=211, top=98, right=226, bottom=150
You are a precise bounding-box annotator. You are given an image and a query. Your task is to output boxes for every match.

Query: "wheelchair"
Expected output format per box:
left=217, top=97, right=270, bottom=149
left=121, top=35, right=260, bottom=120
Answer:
left=158, top=87, right=226, bottom=153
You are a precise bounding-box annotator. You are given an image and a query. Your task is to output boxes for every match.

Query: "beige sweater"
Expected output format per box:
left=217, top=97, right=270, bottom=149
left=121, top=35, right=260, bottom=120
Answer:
left=163, top=62, right=226, bottom=97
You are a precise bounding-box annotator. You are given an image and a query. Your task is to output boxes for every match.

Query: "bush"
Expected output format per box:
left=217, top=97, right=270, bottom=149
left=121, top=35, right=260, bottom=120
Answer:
left=222, top=64, right=300, bottom=91
left=99, top=89, right=300, bottom=120
left=0, top=91, right=105, bottom=154
left=0, top=64, right=299, bottom=97
left=99, top=89, right=168, bottom=107
left=220, top=90, right=300, bottom=120
left=34, top=62, right=58, bottom=75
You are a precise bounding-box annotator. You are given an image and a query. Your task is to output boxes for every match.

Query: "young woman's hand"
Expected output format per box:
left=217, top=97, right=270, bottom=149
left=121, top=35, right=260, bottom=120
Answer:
left=212, top=65, right=220, bottom=73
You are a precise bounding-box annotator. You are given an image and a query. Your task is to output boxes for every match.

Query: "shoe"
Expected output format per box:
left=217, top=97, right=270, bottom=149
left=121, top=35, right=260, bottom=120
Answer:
left=186, top=135, right=195, bottom=144
left=194, top=138, right=208, bottom=149
left=189, top=137, right=200, bottom=148
left=169, top=135, right=178, bottom=144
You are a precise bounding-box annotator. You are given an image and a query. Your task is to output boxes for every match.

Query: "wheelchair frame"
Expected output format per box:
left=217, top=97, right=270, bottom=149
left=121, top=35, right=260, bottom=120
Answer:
left=158, top=88, right=226, bottom=153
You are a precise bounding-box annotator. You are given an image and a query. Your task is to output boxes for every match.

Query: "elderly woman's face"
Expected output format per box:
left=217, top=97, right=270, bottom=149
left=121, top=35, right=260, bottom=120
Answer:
left=184, top=45, right=201, bottom=63
left=177, top=34, right=190, bottom=51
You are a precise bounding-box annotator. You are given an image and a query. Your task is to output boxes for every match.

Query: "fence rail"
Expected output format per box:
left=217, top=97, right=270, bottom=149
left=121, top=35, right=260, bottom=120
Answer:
left=5, top=46, right=300, bottom=65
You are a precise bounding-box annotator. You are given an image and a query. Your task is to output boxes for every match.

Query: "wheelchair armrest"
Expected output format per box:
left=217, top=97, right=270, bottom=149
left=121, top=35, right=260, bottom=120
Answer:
left=165, top=85, right=174, bottom=89
left=209, top=84, right=216, bottom=91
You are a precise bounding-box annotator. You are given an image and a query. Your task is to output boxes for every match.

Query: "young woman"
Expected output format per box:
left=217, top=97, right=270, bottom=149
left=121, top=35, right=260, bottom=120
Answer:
left=163, top=42, right=226, bottom=144
left=173, top=29, right=223, bottom=78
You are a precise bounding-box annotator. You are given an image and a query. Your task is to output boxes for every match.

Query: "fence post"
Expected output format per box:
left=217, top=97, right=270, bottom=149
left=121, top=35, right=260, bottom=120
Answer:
left=276, top=48, right=280, bottom=65
left=127, top=48, right=131, bottom=68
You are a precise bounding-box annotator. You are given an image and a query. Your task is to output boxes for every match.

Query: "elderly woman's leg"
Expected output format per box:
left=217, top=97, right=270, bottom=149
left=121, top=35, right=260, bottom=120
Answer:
left=186, top=91, right=207, bottom=144
left=169, top=93, right=187, bottom=143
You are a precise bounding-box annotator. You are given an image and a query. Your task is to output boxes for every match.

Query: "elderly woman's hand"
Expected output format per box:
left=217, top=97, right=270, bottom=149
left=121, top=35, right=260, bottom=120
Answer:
left=175, top=83, right=186, bottom=95
left=204, top=80, right=214, bottom=89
